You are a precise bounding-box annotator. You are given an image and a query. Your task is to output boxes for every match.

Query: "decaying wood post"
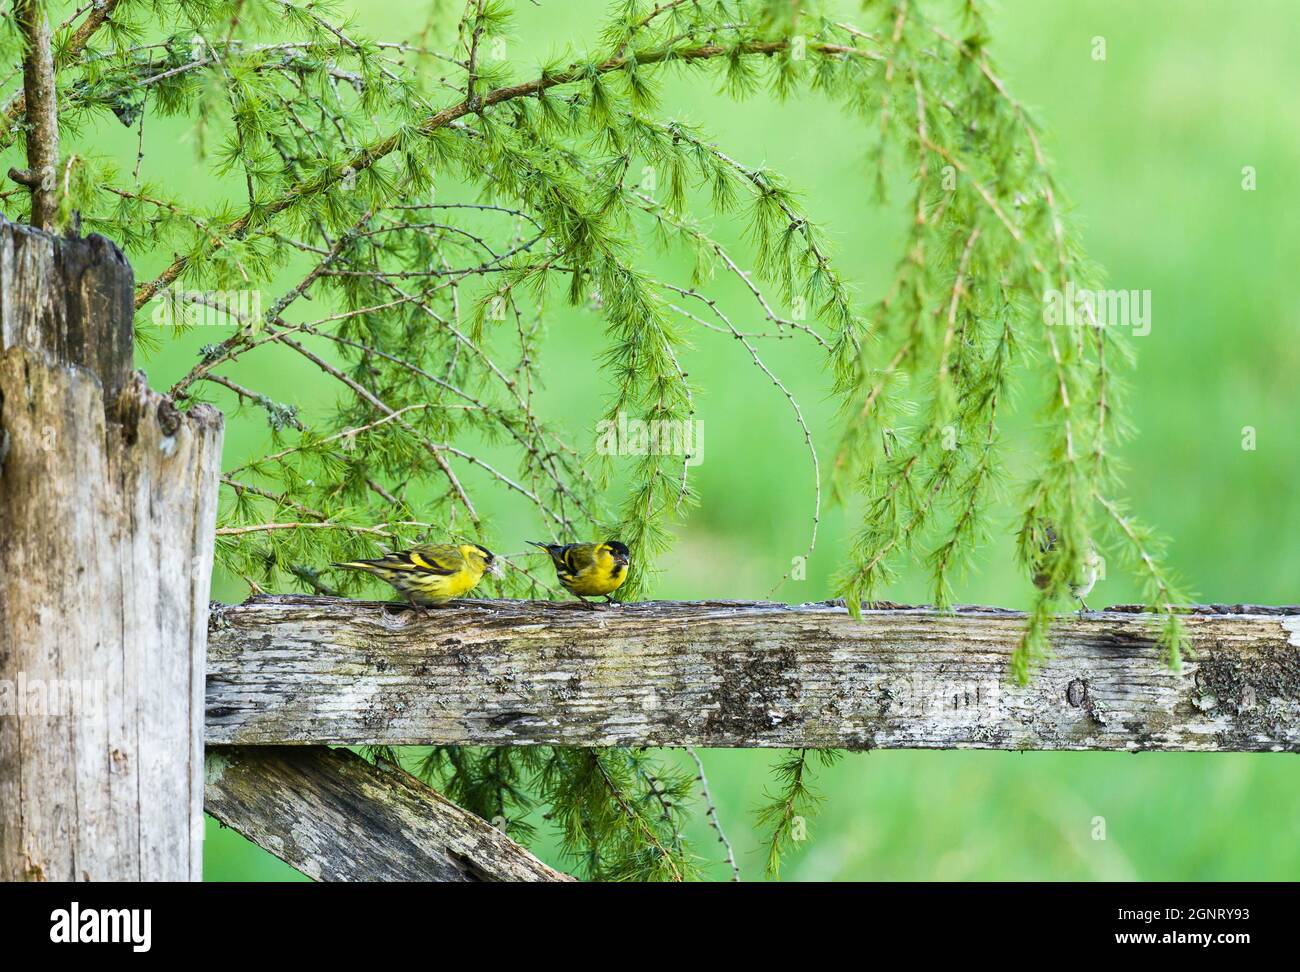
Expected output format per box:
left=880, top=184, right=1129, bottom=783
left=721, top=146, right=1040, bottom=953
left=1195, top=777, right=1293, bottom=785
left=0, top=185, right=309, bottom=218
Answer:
left=0, top=218, right=223, bottom=880
left=205, top=747, right=573, bottom=881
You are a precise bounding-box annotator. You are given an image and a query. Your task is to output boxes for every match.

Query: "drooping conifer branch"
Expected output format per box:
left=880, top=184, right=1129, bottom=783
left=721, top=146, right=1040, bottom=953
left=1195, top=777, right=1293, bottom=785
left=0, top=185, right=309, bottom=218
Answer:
left=132, top=33, right=883, bottom=309
left=0, top=0, right=120, bottom=151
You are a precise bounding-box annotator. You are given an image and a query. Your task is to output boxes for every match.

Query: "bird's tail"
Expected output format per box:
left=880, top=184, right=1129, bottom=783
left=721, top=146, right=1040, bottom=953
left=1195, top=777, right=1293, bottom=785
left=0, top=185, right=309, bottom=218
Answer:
left=527, top=540, right=562, bottom=561
left=333, top=559, right=383, bottom=573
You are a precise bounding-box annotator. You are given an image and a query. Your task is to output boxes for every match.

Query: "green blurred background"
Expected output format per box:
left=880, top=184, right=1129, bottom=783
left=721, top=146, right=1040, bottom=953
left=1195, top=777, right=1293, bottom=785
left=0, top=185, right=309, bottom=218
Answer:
left=109, top=0, right=1300, bottom=879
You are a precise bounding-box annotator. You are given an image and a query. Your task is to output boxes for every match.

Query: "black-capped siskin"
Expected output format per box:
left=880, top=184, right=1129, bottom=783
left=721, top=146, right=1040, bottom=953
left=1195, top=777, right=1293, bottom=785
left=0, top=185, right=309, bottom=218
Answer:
left=528, top=540, right=630, bottom=607
left=333, top=543, right=498, bottom=608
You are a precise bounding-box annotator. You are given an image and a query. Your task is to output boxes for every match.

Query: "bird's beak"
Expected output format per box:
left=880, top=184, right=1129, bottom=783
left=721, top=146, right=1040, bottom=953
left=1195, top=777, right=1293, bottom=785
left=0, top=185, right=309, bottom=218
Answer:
left=489, top=561, right=505, bottom=578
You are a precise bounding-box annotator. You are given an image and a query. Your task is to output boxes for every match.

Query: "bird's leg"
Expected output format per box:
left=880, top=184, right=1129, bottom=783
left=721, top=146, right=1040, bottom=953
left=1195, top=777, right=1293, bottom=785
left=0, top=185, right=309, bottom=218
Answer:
left=403, top=596, right=430, bottom=619
left=603, top=595, right=619, bottom=607
left=1076, top=597, right=1090, bottom=618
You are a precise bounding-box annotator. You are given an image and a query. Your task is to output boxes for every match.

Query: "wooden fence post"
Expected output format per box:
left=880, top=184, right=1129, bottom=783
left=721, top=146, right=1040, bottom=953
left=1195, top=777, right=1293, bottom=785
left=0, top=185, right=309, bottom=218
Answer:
left=0, top=218, right=222, bottom=880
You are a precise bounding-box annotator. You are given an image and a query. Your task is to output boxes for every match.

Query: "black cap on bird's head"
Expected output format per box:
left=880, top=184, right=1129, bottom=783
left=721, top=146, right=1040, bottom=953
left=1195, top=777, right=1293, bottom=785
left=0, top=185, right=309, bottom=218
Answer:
left=603, top=540, right=630, bottom=564
left=466, top=542, right=502, bottom=577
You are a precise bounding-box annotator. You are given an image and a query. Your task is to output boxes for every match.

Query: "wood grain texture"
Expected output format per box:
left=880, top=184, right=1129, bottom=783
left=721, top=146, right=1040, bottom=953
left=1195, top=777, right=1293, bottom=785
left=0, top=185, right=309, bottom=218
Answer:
left=0, top=227, right=222, bottom=881
left=205, top=746, right=573, bottom=882
left=0, top=219, right=134, bottom=402
left=205, top=596, right=1300, bottom=752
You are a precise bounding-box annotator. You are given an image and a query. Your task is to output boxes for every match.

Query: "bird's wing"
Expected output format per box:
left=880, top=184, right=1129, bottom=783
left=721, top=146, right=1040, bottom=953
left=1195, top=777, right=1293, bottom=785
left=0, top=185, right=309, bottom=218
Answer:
left=373, top=546, right=462, bottom=575
left=560, top=543, right=599, bottom=575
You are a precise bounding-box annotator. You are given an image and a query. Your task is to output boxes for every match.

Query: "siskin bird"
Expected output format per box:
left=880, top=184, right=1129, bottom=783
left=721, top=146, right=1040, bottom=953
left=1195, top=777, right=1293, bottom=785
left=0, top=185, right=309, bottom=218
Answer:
left=1030, top=522, right=1101, bottom=615
left=528, top=540, right=630, bottom=606
left=333, top=543, right=498, bottom=609
left=1070, top=544, right=1103, bottom=614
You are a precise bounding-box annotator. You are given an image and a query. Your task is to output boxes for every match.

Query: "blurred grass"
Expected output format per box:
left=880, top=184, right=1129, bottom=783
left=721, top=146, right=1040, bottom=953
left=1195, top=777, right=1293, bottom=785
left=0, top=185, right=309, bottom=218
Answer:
left=153, top=0, right=1300, bottom=880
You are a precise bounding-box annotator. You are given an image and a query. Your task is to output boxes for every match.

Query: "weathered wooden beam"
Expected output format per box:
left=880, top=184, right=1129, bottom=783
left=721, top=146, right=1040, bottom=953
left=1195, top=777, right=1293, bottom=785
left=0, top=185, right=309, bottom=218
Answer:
left=0, top=221, right=222, bottom=881
left=206, top=596, right=1300, bottom=753
left=204, top=746, right=573, bottom=882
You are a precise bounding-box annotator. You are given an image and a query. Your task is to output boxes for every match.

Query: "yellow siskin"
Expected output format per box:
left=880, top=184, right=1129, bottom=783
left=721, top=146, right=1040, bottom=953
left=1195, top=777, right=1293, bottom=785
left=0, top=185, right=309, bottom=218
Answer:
left=334, top=543, right=498, bottom=608
left=528, top=540, right=630, bottom=606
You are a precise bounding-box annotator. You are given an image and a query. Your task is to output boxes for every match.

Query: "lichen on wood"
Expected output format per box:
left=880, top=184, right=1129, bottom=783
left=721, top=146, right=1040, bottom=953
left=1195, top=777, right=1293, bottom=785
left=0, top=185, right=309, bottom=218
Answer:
left=205, top=596, right=1300, bottom=753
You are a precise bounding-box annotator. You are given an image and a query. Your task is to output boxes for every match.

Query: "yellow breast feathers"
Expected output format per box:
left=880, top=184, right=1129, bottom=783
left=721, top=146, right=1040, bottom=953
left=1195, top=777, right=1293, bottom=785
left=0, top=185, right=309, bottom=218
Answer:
left=529, top=540, right=630, bottom=602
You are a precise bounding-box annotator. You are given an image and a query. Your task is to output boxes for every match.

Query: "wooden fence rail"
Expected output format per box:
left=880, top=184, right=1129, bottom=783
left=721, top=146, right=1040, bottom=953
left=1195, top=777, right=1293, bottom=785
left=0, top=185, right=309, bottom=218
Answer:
left=205, top=747, right=571, bottom=881
left=206, top=596, right=1300, bottom=753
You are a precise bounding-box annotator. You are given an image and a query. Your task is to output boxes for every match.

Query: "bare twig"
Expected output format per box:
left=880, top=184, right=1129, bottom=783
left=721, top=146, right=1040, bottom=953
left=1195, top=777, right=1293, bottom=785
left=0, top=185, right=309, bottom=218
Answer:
left=686, top=747, right=739, bottom=881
